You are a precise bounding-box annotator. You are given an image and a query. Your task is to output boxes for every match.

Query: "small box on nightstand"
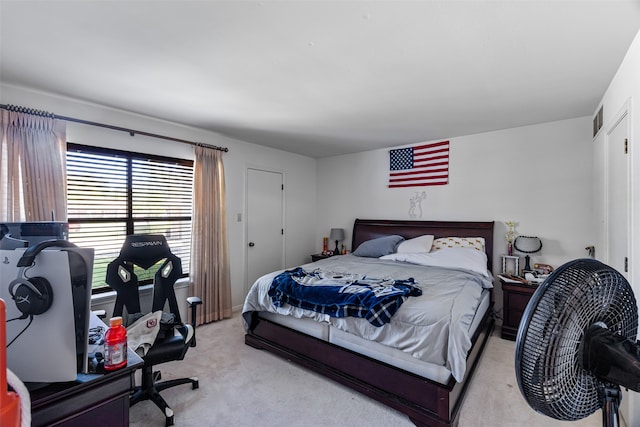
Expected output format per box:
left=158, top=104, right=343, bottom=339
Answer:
left=501, top=255, right=520, bottom=276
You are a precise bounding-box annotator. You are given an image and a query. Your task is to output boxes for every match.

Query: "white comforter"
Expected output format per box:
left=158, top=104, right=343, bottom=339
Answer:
left=242, top=249, right=493, bottom=382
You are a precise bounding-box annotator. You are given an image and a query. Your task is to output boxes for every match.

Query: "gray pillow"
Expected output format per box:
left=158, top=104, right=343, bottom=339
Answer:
left=352, top=235, right=404, bottom=257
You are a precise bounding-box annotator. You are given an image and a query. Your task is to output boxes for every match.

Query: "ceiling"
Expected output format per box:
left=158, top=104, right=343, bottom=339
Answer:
left=1, top=1, right=640, bottom=158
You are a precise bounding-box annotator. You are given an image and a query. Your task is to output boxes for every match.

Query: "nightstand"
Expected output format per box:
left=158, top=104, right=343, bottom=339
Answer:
left=311, top=253, right=332, bottom=262
left=500, top=276, right=538, bottom=340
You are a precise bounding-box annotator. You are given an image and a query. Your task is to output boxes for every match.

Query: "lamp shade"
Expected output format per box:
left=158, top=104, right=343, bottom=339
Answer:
left=514, top=236, right=542, bottom=254
left=329, top=228, right=345, bottom=242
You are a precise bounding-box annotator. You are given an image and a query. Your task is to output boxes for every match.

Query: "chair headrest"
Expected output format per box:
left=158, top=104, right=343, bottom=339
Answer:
left=118, top=234, right=175, bottom=269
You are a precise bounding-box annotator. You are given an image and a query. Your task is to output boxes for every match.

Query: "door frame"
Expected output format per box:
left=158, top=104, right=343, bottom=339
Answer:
left=603, top=101, right=631, bottom=270
left=603, top=99, right=633, bottom=427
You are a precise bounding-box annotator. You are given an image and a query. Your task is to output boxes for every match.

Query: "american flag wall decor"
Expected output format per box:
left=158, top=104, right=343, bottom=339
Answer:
left=388, top=141, right=450, bottom=188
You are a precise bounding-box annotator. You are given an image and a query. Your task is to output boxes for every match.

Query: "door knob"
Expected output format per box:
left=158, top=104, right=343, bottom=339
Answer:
left=248, top=242, right=255, bottom=247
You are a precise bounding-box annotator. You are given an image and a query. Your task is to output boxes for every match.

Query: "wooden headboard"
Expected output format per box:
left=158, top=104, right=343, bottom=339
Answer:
left=351, top=218, right=495, bottom=271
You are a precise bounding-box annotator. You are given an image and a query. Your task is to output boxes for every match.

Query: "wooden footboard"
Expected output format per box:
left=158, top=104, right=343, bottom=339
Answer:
left=245, top=306, right=494, bottom=427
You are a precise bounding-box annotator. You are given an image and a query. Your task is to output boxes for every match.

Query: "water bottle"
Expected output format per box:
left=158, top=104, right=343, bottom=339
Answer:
left=104, top=316, right=127, bottom=370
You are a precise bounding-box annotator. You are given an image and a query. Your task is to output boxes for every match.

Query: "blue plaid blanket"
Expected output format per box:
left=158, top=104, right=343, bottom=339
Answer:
left=268, top=267, right=422, bottom=327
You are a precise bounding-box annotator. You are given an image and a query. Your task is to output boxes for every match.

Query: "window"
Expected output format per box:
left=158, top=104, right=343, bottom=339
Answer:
left=66, top=143, right=194, bottom=292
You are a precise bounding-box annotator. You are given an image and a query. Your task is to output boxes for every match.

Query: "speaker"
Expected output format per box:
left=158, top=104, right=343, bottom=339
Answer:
left=8, top=239, right=77, bottom=318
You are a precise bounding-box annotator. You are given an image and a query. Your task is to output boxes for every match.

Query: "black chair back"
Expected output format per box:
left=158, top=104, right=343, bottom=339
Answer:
left=106, top=234, right=182, bottom=323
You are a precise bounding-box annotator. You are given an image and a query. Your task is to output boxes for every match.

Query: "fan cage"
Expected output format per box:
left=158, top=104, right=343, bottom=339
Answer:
left=515, top=258, right=637, bottom=421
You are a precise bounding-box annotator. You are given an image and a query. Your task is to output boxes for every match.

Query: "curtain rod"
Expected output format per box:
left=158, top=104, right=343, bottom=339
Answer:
left=0, top=103, right=229, bottom=153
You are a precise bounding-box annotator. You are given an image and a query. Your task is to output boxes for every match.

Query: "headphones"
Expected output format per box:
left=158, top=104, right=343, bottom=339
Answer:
left=8, top=239, right=78, bottom=318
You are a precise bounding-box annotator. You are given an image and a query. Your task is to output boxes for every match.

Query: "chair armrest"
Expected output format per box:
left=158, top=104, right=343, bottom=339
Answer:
left=187, top=296, right=202, bottom=307
left=186, top=296, right=202, bottom=346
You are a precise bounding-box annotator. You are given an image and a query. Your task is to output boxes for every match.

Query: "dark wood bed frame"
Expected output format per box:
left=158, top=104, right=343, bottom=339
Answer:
left=245, top=219, right=495, bottom=427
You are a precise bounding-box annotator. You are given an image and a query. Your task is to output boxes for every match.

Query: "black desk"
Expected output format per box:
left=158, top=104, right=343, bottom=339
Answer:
left=29, top=349, right=143, bottom=427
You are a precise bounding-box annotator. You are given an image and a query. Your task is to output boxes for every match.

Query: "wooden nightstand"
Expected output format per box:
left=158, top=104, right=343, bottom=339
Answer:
left=500, top=276, right=538, bottom=340
left=311, top=253, right=332, bottom=262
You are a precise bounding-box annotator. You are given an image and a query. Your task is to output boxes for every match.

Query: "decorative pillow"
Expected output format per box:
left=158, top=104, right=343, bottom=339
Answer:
left=431, top=237, right=485, bottom=252
left=396, top=234, right=435, bottom=253
left=352, top=235, right=404, bottom=258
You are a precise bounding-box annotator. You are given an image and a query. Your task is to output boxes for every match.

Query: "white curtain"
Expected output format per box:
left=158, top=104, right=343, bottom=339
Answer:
left=0, top=109, right=67, bottom=222
left=189, top=145, right=232, bottom=324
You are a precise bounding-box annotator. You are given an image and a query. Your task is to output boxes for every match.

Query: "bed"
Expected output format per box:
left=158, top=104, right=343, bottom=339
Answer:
left=243, top=219, right=495, bottom=427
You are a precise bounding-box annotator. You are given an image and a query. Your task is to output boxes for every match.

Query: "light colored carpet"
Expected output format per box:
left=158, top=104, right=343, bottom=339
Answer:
left=129, top=314, right=602, bottom=427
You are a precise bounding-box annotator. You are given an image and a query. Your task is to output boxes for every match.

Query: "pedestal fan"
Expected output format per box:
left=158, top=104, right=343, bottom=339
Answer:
left=515, top=258, right=640, bottom=427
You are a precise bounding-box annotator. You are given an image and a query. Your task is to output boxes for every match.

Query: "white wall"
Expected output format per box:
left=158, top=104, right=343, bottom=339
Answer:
left=593, top=28, right=640, bottom=427
left=0, top=83, right=318, bottom=311
left=316, top=117, right=594, bottom=319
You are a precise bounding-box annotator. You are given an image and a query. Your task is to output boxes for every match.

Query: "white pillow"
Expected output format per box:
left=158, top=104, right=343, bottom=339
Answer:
left=381, top=247, right=492, bottom=280
left=396, top=234, right=435, bottom=253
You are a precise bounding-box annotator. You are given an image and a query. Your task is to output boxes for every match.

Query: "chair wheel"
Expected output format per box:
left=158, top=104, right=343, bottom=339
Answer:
left=165, top=415, right=174, bottom=427
left=193, top=380, right=199, bottom=390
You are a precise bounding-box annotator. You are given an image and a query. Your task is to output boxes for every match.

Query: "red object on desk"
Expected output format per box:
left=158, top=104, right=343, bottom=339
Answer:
left=1, top=299, right=21, bottom=427
left=104, top=316, right=128, bottom=371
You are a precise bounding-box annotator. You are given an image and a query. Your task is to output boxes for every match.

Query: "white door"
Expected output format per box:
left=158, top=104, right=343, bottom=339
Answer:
left=605, top=111, right=630, bottom=424
left=247, top=168, right=284, bottom=292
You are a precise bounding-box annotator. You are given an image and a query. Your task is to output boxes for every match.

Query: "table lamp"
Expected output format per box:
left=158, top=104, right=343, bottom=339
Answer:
left=514, top=235, right=542, bottom=273
left=329, top=228, right=345, bottom=255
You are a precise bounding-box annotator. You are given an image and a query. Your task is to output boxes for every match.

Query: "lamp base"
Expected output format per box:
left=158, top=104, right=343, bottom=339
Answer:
left=334, top=241, right=340, bottom=256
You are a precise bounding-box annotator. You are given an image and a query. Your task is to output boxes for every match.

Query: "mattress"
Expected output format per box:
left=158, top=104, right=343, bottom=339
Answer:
left=257, top=289, right=490, bottom=385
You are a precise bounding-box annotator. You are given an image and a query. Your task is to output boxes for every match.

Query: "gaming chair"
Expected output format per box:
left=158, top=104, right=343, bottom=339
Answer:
left=106, top=234, right=202, bottom=427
